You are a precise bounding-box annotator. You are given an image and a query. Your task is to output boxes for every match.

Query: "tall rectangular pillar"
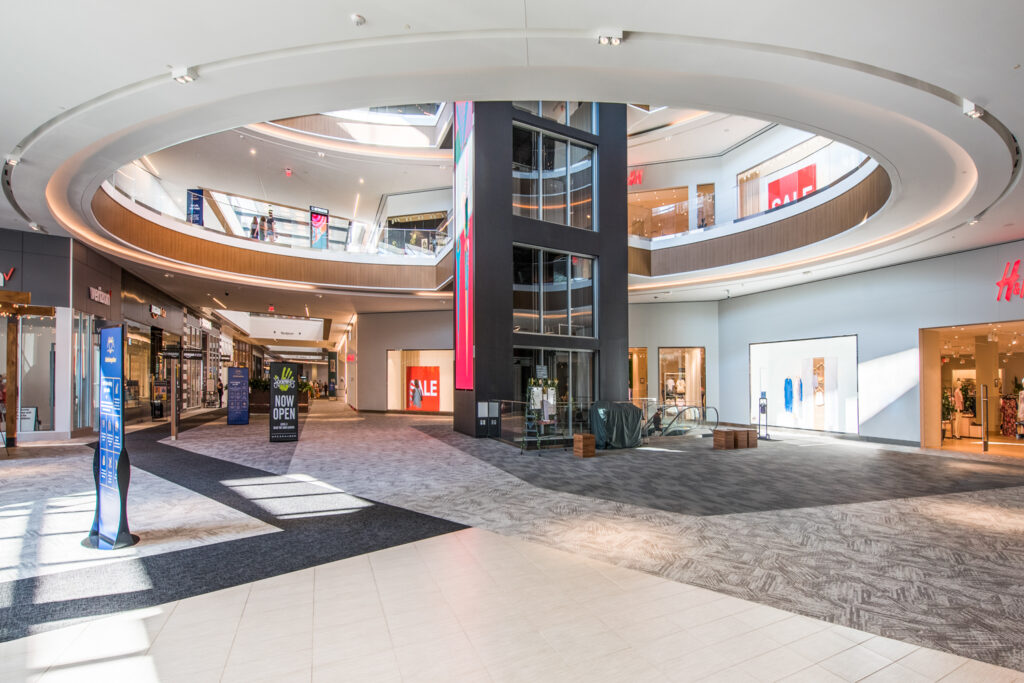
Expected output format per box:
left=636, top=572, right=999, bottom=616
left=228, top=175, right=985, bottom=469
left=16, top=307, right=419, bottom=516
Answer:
left=453, top=102, right=629, bottom=436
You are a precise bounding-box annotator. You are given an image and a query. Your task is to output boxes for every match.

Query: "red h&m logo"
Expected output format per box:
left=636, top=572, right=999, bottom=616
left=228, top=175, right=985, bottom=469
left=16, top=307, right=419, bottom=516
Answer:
left=627, top=169, right=644, bottom=186
left=997, top=260, right=1024, bottom=301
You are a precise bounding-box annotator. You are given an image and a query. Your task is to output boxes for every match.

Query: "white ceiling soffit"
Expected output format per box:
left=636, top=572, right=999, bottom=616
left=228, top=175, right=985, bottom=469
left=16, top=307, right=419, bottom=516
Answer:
left=0, top=1, right=1020, bottom=301
left=627, top=112, right=776, bottom=165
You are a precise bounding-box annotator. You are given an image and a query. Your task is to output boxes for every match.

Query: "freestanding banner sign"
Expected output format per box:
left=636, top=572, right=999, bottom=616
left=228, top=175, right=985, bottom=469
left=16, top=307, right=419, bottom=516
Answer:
left=227, top=366, right=249, bottom=425
left=310, top=206, right=329, bottom=249
left=269, top=362, right=299, bottom=442
left=327, top=351, right=338, bottom=398
left=187, top=189, right=204, bottom=225
left=88, top=325, right=137, bottom=549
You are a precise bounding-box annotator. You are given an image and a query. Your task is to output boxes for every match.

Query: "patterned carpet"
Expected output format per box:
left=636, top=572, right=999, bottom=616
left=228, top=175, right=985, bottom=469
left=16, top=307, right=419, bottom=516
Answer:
left=419, top=425, right=1024, bottom=515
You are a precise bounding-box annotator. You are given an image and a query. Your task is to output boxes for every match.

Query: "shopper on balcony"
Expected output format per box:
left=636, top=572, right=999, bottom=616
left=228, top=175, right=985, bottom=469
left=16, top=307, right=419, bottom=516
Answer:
left=258, top=216, right=267, bottom=241
left=266, top=209, right=277, bottom=243
left=249, top=216, right=259, bottom=239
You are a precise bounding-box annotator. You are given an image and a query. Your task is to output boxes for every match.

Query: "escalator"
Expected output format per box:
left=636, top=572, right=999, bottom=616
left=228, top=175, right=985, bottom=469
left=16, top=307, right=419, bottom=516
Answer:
left=647, top=404, right=719, bottom=438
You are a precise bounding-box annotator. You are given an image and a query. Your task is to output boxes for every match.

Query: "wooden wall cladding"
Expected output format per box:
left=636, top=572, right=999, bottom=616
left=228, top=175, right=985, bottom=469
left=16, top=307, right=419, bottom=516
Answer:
left=92, top=190, right=438, bottom=290
left=638, top=166, right=892, bottom=277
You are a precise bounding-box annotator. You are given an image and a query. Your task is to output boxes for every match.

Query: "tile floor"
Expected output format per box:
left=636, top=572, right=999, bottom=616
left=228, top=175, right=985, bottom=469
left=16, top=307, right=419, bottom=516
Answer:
left=1, top=529, right=1020, bottom=683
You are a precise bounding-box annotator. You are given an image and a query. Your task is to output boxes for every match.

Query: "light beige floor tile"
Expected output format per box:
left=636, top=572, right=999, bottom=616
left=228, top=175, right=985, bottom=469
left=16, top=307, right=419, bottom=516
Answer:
left=761, top=615, right=831, bottom=645
left=777, top=664, right=847, bottom=682
left=860, top=634, right=920, bottom=662
left=899, top=647, right=970, bottom=679
left=736, top=645, right=817, bottom=682
left=860, top=661, right=933, bottom=682
left=787, top=628, right=858, bottom=662
left=939, top=658, right=1024, bottom=682
left=312, top=651, right=403, bottom=683
left=818, top=644, right=893, bottom=681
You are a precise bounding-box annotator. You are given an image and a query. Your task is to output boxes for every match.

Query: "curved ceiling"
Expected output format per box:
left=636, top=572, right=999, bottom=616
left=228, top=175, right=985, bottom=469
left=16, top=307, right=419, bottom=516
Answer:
left=1, top=1, right=1021, bottom=304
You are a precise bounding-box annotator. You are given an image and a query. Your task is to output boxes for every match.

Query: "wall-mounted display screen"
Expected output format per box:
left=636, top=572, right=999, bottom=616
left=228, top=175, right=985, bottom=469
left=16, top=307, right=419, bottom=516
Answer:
left=454, top=101, right=475, bottom=390
left=749, top=335, right=858, bottom=433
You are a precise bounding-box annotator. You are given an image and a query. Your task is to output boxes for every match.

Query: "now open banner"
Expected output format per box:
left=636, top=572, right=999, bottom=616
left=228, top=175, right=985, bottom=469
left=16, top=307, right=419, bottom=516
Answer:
left=406, top=366, right=440, bottom=412
left=269, top=362, right=299, bottom=442
left=768, top=164, right=817, bottom=210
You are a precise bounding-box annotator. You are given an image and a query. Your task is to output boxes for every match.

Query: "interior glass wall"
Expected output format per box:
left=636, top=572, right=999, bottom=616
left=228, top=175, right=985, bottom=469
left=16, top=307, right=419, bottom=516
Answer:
left=658, top=347, right=706, bottom=408
left=511, top=125, right=595, bottom=230
left=511, top=347, right=595, bottom=436
left=71, top=312, right=98, bottom=430
left=513, top=245, right=596, bottom=338
left=513, top=101, right=595, bottom=133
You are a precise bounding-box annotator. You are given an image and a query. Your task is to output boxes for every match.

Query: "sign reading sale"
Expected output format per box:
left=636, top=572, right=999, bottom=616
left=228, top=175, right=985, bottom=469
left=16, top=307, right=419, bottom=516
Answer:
left=406, top=366, right=440, bottom=412
left=768, top=164, right=817, bottom=210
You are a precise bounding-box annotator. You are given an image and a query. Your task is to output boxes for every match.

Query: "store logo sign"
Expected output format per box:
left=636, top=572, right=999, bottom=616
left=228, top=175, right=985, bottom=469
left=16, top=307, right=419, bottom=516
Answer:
left=89, top=286, right=111, bottom=306
left=627, top=169, right=644, bottom=186
left=768, top=164, right=817, bottom=209
left=996, top=260, right=1024, bottom=301
left=273, top=365, right=296, bottom=392
left=0, top=267, right=14, bottom=287
left=150, top=304, right=166, bottom=319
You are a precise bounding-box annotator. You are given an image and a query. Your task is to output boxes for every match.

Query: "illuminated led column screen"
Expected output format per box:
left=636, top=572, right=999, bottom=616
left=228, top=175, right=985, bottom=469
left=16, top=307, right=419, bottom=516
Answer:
left=454, top=101, right=475, bottom=390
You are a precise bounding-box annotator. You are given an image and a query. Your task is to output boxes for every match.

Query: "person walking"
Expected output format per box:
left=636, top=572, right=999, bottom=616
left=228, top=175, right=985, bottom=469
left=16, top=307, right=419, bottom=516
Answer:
left=216, top=379, right=224, bottom=408
left=249, top=216, right=259, bottom=239
left=266, top=209, right=276, bottom=243
left=258, top=216, right=267, bottom=241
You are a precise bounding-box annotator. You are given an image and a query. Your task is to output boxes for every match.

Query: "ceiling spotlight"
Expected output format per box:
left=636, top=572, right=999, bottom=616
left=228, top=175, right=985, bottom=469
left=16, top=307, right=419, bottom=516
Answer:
left=962, top=98, right=983, bottom=119
left=250, top=148, right=257, bottom=156
left=5, top=155, right=20, bottom=167
left=317, top=151, right=325, bottom=159
left=28, top=222, right=39, bottom=231
left=358, top=177, right=364, bottom=184
left=171, top=66, right=198, bottom=84
left=351, top=13, right=366, bottom=26
left=596, top=30, right=623, bottom=46
left=967, top=218, right=979, bottom=225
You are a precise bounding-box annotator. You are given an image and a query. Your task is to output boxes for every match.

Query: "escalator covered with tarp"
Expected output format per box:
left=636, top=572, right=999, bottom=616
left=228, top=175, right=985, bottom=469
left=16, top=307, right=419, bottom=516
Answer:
left=589, top=401, right=643, bottom=449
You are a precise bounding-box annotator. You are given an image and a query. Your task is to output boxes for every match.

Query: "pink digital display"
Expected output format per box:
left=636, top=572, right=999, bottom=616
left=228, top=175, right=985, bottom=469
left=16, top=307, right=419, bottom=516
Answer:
left=454, top=102, right=475, bottom=390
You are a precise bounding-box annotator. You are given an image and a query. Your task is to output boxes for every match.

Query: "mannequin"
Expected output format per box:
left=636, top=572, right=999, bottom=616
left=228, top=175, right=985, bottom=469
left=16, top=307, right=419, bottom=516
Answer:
left=952, top=381, right=965, bottom=439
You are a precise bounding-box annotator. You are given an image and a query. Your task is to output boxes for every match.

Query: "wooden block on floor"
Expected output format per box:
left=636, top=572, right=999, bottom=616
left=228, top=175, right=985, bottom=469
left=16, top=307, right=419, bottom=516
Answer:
left=713, top=429, right=736, bottom=450
left=574, top=433, right=596, bottom=458
left=746, top=429, right=758, bottom=448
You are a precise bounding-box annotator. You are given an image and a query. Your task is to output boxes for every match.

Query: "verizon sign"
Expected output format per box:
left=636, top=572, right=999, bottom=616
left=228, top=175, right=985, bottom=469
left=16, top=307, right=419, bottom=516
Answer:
left=89, top=286, right=111, bottom=306
left=0, top=267, right=14, bottom=287
left=768, top=164, right=817, bottom=209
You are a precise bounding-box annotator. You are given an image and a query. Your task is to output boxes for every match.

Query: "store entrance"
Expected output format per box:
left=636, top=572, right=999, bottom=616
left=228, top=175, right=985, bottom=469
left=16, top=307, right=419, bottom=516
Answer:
left=921, top=320, right=1024, bottom=456
left=628, top=347, right=648, bottom=401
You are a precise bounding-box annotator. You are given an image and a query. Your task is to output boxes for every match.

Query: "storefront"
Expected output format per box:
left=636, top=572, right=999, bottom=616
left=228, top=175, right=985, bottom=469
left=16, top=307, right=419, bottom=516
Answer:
left=658, top=346, right=706, bottom=407
left=748, top=336, right=859, bottom=434
left=0, top=229, right=73, bottom=442
left=386, top=349, right=454, bottom=413
left=120, top=272, right=186, bottom=423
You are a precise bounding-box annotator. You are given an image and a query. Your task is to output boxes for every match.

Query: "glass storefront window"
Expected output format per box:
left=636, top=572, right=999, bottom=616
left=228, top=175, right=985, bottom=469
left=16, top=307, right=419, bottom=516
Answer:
left=542, top=252, right=569, bottom=335
left=20, top=316, right=57, bottom=432
left=512, top=127, right=539, bottom=220
left=628, top=186, right=689, bottom=238
left=567, top=102, right=594, bottom=133
left=125, top=322, right=151, bottom=410
left=658, top=347, right=706, bottom=407
left=72, top=312, right=95, bottom=430
left=513, top=246, right=541, bottom=334
left=386, top=349, right=454, bottom=412
left=696, top=184, right=715, bottom=228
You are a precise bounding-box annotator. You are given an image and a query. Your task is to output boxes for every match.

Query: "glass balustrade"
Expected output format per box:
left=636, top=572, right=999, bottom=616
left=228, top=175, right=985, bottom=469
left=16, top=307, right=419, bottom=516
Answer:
left=107, top=162, right=453, bottom=259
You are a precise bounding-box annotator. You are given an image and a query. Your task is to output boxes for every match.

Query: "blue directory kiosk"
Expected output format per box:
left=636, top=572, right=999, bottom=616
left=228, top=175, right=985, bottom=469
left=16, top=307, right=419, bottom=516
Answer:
left=87, top=325, right=138, bottom=549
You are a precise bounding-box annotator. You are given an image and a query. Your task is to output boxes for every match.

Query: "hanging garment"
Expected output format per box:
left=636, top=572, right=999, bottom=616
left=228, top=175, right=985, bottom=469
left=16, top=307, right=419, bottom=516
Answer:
left=1001, top=396, right=1017, bottom=436
left=954, top=387, right=965, bottom=412
left=798, top=378, right=803, bottom=403
left=784, top=377, right=794, bottom=413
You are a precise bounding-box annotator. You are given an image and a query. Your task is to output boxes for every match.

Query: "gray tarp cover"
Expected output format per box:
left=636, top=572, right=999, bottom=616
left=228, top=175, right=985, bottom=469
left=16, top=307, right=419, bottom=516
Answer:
left=589, top=401, right=643, bottom=449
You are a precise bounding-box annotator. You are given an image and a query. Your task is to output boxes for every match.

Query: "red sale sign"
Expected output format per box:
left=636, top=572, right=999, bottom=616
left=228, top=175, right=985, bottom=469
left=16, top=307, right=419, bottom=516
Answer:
left=406, top=366, right=440, bottom=412
left=768, top=164, right=817, bottom=210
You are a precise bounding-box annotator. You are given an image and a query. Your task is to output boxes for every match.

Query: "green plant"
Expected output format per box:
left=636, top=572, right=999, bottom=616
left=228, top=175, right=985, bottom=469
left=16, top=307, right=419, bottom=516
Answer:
left=297, top=380, right=312, bottom=394
left=249, top=376, right=270, bottom=392
left=941, top=389, right=952, bottom=421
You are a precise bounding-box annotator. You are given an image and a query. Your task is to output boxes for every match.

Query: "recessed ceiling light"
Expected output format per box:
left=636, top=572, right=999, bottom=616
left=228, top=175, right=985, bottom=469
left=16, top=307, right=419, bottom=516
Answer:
left=171, top=66, right=198, bottom=84
left=250, top=148, right=257, bottom=155
left=967, top=218, right=979, bottom=225
left=351, top=13, right=366, bottom=26
left=317, top=151, right=325, bottom=159
left=359, top=178, right=364, bottom=184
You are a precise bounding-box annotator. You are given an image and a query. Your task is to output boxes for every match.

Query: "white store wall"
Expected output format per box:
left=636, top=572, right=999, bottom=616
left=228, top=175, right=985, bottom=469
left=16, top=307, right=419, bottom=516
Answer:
left=353, top=310, right=453, bottom=411
left=628, top=301, right=720, bottom=410
left=714, top=239, right=1024, bottom=444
